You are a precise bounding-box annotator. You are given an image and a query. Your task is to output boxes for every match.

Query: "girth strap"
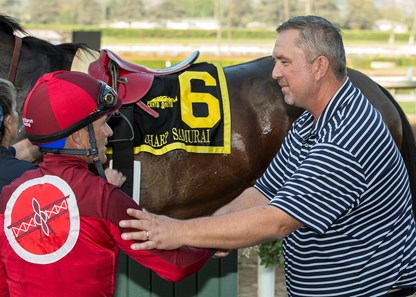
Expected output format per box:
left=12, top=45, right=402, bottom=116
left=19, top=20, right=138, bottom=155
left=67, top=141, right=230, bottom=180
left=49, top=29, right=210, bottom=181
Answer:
left=108, top=62, right=135, bottom=196
left=110, top=105, right=135, bottom=196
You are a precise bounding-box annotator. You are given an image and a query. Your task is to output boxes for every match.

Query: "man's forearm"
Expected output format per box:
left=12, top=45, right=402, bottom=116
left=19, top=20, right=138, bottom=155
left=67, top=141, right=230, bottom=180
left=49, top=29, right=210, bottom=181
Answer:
left=183, top=205, right=294, bottom=250
left=212, top=187, right=269, bottom=216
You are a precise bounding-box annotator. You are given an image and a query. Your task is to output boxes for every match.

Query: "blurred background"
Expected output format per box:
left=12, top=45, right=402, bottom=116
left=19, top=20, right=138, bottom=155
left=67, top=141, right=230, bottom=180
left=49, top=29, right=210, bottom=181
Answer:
left=2, top=0, right=416, bottom=71
left=2, top=1, right=416, bottom=79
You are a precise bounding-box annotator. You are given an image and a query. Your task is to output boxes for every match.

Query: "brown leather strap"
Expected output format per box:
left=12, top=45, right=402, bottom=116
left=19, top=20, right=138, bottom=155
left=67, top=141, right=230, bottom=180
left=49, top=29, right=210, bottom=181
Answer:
left=8, top=35, right=22, bottom=84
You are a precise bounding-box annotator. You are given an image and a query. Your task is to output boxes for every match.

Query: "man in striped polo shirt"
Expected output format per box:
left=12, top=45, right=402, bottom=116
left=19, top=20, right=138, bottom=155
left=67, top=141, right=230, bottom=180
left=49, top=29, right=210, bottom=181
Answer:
left=119, top=16, right=416, bottom=296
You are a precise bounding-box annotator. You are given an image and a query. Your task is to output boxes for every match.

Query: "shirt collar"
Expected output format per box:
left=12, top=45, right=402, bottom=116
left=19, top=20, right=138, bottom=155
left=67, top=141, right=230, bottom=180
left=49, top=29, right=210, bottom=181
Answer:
left=42, top=154, right=89, bottom=170
left=307, top=77, right=355, bottom=135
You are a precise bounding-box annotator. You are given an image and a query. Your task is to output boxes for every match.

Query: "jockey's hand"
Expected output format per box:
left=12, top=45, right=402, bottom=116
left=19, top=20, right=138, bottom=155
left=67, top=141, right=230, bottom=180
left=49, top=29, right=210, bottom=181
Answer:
left=105, top=168, right=127, bottom=187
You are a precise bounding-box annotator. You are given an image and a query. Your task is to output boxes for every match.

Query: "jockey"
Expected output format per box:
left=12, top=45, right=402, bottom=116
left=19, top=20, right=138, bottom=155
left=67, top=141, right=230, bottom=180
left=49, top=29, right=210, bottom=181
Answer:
left=0, top=70, right=211, bottom=297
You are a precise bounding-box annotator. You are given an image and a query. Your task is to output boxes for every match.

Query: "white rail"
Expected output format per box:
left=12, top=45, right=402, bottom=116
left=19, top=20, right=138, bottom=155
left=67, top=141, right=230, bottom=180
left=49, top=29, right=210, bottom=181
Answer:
left=372, top=77, right=416, bottom=105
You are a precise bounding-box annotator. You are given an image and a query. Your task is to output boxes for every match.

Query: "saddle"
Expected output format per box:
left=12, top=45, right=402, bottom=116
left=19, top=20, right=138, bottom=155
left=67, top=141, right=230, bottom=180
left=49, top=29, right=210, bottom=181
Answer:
left=84, top=49, right=199, bottom=196
left=88, top=49, right=200, bottom=117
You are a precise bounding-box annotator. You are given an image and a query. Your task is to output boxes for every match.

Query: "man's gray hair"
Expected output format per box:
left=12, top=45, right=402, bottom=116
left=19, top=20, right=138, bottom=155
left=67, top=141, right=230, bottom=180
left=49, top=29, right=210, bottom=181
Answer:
left=277, top=15, right=347, bottom=80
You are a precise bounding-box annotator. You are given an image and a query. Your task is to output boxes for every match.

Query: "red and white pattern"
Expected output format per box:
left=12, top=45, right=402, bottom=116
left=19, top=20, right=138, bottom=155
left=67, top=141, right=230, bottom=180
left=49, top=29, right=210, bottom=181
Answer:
left=4, top=175, right=79, bottom=264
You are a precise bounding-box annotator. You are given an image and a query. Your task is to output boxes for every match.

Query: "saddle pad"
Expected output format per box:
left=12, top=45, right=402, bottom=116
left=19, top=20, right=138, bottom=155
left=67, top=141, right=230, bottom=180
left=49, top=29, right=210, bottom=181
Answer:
left=131, top=62, right=231, bottom=155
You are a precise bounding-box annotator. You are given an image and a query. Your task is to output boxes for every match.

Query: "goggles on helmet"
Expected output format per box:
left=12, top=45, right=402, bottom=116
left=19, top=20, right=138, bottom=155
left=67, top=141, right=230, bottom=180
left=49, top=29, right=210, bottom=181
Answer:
left=98, top=82, right=118, bottom=111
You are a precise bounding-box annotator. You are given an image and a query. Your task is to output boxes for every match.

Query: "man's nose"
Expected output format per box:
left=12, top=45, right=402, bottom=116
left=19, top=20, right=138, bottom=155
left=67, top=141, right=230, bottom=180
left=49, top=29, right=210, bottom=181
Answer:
left=271, top=63, right=282, bottom=80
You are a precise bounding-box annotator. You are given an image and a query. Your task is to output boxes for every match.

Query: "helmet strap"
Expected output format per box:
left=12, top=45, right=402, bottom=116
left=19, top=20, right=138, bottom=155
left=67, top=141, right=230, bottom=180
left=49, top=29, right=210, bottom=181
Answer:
left=87, top=123, right=106, bottom=180
left=39, top=124, right=107, bottom=180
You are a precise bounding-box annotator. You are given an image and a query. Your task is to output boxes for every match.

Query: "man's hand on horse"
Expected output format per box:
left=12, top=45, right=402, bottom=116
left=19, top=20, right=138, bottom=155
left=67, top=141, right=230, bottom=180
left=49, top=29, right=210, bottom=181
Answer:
left=120, top=208, right=184, bottom=250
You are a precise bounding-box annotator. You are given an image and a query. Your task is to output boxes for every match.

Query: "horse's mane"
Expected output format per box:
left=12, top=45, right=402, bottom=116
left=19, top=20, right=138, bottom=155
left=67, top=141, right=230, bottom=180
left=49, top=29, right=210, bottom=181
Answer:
left=0, top=14, right=27, bottom=35
left=0, top=14, right=93, bottom=69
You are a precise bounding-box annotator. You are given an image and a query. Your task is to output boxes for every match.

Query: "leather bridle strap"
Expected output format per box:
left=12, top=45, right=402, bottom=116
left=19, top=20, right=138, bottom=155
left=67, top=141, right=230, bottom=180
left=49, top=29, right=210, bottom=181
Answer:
left=8, top=35, right=22, bottom=84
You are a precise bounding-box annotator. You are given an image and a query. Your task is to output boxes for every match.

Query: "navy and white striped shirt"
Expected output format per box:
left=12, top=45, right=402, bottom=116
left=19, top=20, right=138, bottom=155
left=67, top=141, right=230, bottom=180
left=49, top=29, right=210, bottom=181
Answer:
left=255, top=78, right=416, bottom=296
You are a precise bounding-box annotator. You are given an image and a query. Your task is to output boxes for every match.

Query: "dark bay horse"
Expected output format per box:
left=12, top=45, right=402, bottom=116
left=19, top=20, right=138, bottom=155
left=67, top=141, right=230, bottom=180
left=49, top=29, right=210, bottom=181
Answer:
left=1, top=15, right=416, bottom=219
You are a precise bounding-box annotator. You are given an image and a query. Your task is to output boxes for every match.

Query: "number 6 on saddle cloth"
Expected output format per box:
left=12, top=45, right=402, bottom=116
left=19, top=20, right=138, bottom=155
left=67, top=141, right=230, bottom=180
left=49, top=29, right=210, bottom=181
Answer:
left=73, top=49, right=200, bottom=196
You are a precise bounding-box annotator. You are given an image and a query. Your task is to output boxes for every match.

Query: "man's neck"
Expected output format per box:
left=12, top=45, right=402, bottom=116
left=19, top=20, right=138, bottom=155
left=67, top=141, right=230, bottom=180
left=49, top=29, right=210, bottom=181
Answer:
left=309, top=76, right=346, bottom=120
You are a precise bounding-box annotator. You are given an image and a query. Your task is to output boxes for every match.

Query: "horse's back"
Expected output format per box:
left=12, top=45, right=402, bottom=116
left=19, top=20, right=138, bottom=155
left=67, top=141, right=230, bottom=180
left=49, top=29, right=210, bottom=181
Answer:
left=348, top=68, right=402, bottom=146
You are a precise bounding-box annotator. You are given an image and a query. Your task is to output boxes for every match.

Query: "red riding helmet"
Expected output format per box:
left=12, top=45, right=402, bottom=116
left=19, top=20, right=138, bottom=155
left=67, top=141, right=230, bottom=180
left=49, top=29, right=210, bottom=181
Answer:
left=23, top=70, right=121, bottom=146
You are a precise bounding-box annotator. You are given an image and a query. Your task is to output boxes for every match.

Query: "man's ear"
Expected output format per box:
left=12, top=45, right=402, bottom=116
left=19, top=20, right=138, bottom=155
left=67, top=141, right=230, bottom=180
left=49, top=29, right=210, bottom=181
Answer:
left=314, top=56, right=330, bottom=80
